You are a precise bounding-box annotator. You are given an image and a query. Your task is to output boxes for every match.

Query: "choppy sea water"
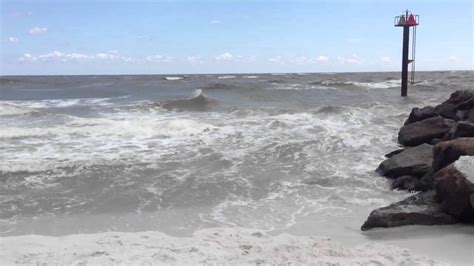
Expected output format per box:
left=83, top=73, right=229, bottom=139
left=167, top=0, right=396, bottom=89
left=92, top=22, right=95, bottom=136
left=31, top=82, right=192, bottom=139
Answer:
left=1, top=71, right=473, bottom=263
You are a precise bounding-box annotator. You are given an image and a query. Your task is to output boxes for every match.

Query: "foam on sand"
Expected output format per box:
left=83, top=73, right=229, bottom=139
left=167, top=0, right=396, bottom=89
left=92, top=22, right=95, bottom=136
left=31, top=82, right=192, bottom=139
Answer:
left=0, top=227, right=443, bottom=265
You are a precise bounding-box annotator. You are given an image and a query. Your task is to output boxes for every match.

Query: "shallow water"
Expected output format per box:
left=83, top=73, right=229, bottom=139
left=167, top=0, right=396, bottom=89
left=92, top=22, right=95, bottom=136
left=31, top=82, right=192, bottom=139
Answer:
left=1, top=71, right=473, bottom=263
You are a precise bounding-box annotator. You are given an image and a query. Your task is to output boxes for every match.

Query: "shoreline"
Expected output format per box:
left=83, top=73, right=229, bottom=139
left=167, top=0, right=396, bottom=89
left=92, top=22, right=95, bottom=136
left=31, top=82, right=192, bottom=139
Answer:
left=0, top=226, right=457, bottom=265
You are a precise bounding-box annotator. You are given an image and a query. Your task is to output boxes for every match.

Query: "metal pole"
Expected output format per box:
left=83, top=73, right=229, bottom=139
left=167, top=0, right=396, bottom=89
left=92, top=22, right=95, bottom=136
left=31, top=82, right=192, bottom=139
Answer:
left=401, top=25, right=410, bottom=97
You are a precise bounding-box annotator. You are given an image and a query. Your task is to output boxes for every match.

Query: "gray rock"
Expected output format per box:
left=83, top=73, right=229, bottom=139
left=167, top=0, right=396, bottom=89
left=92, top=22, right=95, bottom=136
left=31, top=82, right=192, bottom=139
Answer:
left=443, top=90, right=474, bottom=105
left=435, top=103, right=457, bottom=120
left=433, top=159, right=474, bottom=220
left=457, top=99, right=474, bottom=110
left=467, top=109, right=474, bottom=123
left=455, top=110, right=467, bottom=121
left=432, top=138, right=474, bottom=171
left=404, top=106, right=437, bottom=125
left=391, top=175, right=419, bottom=191
left=445, top=121, right=474, bottom=139
left=414, top=170, right=435, bottom=192
left=376, top=143, right=433, bottom=178
left=470, top=194, right=474, bottom=210
left=398, top=117, right=455, bottom=146
left=361, top=190, right=457, bottom=231
left=384, top=149, right=404, bottom=158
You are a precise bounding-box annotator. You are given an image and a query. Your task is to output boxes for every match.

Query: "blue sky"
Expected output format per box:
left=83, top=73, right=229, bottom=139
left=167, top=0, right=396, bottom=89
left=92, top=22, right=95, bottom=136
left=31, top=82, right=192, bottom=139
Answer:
left=1, top=0, right=472, bottom=75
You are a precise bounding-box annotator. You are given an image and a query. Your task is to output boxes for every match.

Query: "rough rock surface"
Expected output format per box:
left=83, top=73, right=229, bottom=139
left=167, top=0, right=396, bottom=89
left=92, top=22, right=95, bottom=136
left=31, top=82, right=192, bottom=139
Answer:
left=376, top=144, right=433, bottom=178
left=433, top=159, right=474, bottom=220
left=391, top=175, right=419, bottom=191
left=384, top=149, right=404, bottom=158
left=361, top=190, right=457, bottom=231
left=445, top=121, right=474, bottom=139
left=398, top=117, right=455, bottom=146
left=467, top=109, right=474, bottom=123
left=442, top=89, right=474, bottom=106
left=404, top=106, right=437, bottom=125
left=435, top=103, right=457, bottom=120
left=364, top=90, right=474, bottom=231
left=431, top=138, right=474, bottom=171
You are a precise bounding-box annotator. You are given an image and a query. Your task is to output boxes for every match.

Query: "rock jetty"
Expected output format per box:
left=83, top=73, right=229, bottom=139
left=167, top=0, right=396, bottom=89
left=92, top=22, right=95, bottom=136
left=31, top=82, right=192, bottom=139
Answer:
left=362, top=90, right=474, bottom=231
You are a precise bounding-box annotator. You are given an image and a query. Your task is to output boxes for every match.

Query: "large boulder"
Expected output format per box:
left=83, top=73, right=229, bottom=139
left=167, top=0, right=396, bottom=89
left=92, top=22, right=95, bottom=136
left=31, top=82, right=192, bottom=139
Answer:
left=433, top=156, right=474, bottom=220
left=445, top=121, right=474, bottom=139
left=457, top=98, right=474, bottom=110
left=404, top=106, right=437, bottom=125
left=361, top=190, right=457, bottom=231
left=467, top=109, right=474, bottom=123
left=376, top=144, right=433, bottom=178
left=391, top=175, right=420, bottom=191
left=442, top=90, right=474, bottom=105
left=398, top=117, right=455, bottom=146
left=435, top=103, right=457, bottom=120
left=431, top=138, right=474, bottom=171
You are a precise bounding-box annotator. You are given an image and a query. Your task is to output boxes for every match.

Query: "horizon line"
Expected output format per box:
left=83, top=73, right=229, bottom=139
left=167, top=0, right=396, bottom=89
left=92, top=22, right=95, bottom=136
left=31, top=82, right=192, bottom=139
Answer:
left=2, top=69, right=473, bottom=77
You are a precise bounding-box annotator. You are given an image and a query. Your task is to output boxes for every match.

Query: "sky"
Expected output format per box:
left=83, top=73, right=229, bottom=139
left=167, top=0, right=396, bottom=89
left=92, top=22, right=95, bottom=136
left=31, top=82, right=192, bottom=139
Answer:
left=1, top=0, right=473, bottom=75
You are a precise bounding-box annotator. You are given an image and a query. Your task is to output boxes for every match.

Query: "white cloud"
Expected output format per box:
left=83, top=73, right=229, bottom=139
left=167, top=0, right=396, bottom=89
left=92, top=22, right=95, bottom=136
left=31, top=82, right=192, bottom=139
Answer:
left=7, top=37, right=19, bottom=43
left=210, top=19, right=222, bottom=25
left=18, top=53, right=37, bottom=62
left=235, top=55, right=256, bottom=63
left=38, top=51, right=65, bottom=61
left=338, top=54, right=362, bottom=64
left=216, top=52, right=233, bottom=61
left=381, top=56, right=392, bottom=63
left=145, top=54, right=173, bottom=62
left=268, top=56, right=284, bottom=64
left=33, top=51, right=94, bottom=62
left=187, top=56, right=204, bottom=64
left=293, top=56, right=313, bottom=64
left=96, top=52, right=119, bottom=60
left=447, top=56, right=459, bottom=62
left=29, top=26, right=48, bottom=35
left=316, top=55, right=329, bottom=62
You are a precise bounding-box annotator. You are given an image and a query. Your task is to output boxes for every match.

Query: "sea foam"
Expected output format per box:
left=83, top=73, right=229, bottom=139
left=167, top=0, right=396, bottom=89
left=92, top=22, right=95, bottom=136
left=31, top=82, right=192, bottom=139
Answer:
left=0, top=227, right=442, bottom=265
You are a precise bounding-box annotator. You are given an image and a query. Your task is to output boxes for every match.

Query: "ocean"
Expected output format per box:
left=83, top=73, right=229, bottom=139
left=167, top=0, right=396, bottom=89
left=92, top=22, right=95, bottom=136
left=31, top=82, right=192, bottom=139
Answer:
left=1, top=71, right=473, bottom=264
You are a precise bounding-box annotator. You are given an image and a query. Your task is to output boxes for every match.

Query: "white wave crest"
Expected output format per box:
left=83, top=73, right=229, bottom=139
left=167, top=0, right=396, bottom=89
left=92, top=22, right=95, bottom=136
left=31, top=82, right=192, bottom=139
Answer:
left=273, top=84, right=336, bottom=90
left=164, top=76, right=184, bottom=81
left=217, top=75, right=236, bottom=79
left=0, top=103, right=34, bottom=116
left=193, top=89, right=203, bottom=97
left=346, top=80, right=401, bottom=89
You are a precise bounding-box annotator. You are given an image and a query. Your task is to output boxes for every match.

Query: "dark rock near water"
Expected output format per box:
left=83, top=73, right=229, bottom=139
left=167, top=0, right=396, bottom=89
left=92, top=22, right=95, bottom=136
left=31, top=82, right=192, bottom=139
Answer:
left=391, top=175, right=420, bottom=191
left=377, top=144, right=433, bottom=178
left=398, top=117, right=455, bottom=146
left=361, top=190, right=457, bottom=231
left=457, top=98, right=474, bottom=110
left=467, top=109, right=474, bottom=123
left=435, top=103, right=458, bottom=120
left=363, top=90, right=474, bottom=231
left=445, top=121, right=474, bottom=139
left=432, top=138, right=474, bottom=171
left=470, top=194, right=474, bottom=211
left=384, top=149, right=404, bottom=158
left=404, top=106, right=437, bottom=125
left=413, top=170, right=435, bottom=192
left=443, top=90, right=474, bottom=106
left=433, top=161, right=474, bottom=220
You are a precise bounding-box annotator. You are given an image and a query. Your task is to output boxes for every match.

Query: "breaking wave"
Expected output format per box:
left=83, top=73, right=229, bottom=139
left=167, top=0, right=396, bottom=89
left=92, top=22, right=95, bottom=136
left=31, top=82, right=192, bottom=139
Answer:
left=158, top=90, right=216, bottom=111
left=0, top=103, right=37, bottom=116
left=164, top=76, right=184, bottom=81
